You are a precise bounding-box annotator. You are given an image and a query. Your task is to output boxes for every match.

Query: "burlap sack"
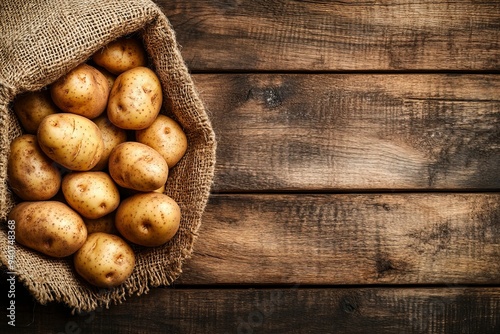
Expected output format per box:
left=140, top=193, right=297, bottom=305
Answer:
left=0, top=0, right=216, bottom=312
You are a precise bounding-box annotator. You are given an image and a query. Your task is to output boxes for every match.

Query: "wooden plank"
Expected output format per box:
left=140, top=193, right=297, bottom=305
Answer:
left=179, top=193, right=500, bottom=285
left=192, top=73, right=500, bottom=192
left=158, top=0, right=500, bottom=71
left=2, top=285, right=499, bottom=333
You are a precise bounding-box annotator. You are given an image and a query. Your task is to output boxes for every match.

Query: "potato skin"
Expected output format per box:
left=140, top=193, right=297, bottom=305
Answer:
left=108, top=142, right=168, bottom=192
left=74, top=232, right=135, bottom=288
left=95, top=66, right=116, bottom=93
left=13, top=90, right=59, bottom=134
left=107, top=67, right=162, bottom=130
left=37, top=113, right=104, bottom=171
left=91, top=114, right=127, bottom=171
left=93, top=37, right=147, bottom=75
left=50, top=63, right=109, bottom=119
left=136, top=115, right=188, bottom=168
left=83, top=212, right=118, bottom=235
left=115, top=193, right=180, bottom=247
left=153, top=183, right=166, bottom=194
left=8, top=134, right=61, bottom=201
left=8, top=201, right=87, bottom=258
left=62, top=171, right=120, bottom=219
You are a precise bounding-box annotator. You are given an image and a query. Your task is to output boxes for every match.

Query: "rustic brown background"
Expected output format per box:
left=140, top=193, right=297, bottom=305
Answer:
left=2, top=0, right=500, bottom=332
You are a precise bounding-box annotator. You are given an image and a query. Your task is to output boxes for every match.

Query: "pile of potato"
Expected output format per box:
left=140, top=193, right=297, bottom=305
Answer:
left=7, top=37, right=188, bottom=288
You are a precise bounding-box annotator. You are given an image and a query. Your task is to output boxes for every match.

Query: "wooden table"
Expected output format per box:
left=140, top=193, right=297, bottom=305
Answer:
left=2, top=1, right=500, bottom=332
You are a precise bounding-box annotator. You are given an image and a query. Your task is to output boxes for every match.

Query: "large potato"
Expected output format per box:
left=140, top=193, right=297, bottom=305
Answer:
left=115, top=193, right=180, bottom=247
left=13, top=90, right=59, bottom=134
left=37, top=113, right=104, bottom=171
left=136, top=115, right=188, bottom=168
left=62, top=171, right=120, bottom=219
left=50, top=63, right=109, bottom=119
left=91, top=114, right=127, bottom=171
left=8, top=134, right=61, bottom=201
left=74, top=232, right=135, bottom=288
left=93, top=37, right=147, bottom=75
left=107, top=67, right=162, bottom=130
left=108, top=142, right=168, bottom=192
left=8, top=201, right=87, bottom=258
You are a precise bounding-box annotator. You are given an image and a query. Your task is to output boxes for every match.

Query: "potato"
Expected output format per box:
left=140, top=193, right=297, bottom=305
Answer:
left=93, top=37, right=147, bottom=75
left=91, top=114, right=127, bottom=171
left=8, top=134, right=61, bottom=201
left=37, top=113, right=104, bottom=171
left=50, top=63, right=109, bottom=119
left=107, top=66, right=162, bottom=130
left=74, top=232, right=135, bottom=288
left=136, top=115, right=188, bottom=168
left=62, top=171, right=120, bottom=219
left=13, top=90, right=59, bottom=134
left=8, top=201, right=87, bottom=258
left=108, top=142, right=168, bottom=192
left=83, top=212, right=118, bottom=235
left=115, top=193, right=180, bottom=247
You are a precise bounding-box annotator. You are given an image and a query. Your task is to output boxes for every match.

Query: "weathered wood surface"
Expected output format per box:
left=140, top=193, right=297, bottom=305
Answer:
left=179, top=193, right=500, bottom=285
left=193, top=73, right=500, bottom=192
left=159, top=0, right=500, bottom=71
left=2, top=1, right=500, bottom=332
left=2, top=286, right=499, bottom=333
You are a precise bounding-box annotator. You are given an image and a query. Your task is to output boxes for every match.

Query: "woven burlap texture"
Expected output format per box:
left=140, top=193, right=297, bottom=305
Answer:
left=0, top=0, right=216, bottom=312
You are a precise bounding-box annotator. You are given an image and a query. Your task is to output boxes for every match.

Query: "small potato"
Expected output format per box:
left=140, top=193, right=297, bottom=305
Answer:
left=83, top=212, right=118, bottom=235
left=107, top=67, right=162, bottom=130
left=8, top=201, right=87, bottom=258
left=50, top=63, right=109, bottom=119
left=95, top=66, right=116, bottom=93
left=8, top=134, right=61, bottom=201
left=13, top=90, right=59, bottom=134
left=136, top=115, right=188, bottom=168
left=115, top=193, right=180, bottom=247
left=74, top=232, right=135, bottom=288
left=62, top=171, right=120, bottom=219
left=93, top=37, right=147, bottom=75
left=108, top=142, right=168, bottom=192
left=37, top=113, right=104, bottom=171
left=91, top=114, right=127, bottom=171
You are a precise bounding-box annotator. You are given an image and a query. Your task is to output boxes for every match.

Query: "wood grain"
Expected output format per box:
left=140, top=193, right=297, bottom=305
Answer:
left=158, top=0, right=500, bottom=71
left=193, top=73, right=500, bottom=192
left=2, top=1, right=499, bottom=331
left=2, top=285, right=499, bottom=333
left=179, top=193, right=500, bottom=285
